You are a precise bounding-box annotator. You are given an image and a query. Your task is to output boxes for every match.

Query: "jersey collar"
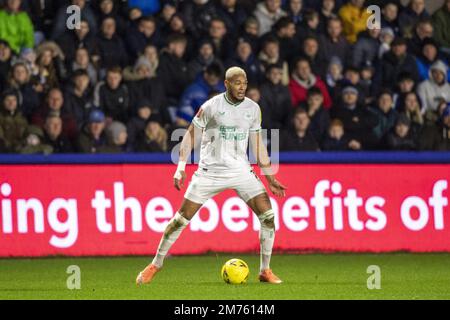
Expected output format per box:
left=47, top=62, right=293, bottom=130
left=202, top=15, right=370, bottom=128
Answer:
left=224, top=93, right=244, bottom=107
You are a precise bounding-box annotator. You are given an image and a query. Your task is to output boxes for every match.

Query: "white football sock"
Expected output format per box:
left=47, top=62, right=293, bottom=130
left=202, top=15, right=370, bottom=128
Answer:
left=152, top=212, right=190, bottom=268
left=258, top=210, right=275, bottom=272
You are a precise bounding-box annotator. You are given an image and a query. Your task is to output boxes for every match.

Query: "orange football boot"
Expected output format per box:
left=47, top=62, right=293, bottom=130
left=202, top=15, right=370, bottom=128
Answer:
left=136, top=264, right=161, bottom=285
left=259, top=269, right=282, bottom=284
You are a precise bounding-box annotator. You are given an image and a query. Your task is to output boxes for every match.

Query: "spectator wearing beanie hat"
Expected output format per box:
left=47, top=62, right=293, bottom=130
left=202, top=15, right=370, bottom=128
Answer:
left=103, top=121, right=128, bottom=153
left=331, top=85, right=378, bottom=150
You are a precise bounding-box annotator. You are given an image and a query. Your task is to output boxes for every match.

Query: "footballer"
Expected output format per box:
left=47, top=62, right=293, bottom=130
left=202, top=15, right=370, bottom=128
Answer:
left=136, top=67, right=287, bottom=285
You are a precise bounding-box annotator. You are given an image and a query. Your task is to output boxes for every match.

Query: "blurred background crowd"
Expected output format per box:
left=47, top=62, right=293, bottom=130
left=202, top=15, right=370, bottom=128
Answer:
left=0, top=0, right=449, bottom=154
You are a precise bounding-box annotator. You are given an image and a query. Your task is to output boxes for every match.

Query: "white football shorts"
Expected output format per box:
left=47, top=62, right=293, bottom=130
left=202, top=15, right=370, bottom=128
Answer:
left=184, top=168, right=267, bottom=204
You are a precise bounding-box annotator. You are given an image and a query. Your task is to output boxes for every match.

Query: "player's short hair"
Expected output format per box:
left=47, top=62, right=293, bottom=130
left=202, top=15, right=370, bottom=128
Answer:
left=225, top=67, right=247, bottom=81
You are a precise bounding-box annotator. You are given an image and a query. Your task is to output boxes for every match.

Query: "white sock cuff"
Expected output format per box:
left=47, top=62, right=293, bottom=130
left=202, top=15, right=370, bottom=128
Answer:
left=258, top=209, right=274, bottom=222
left=175, top=212, right=190, bottom=226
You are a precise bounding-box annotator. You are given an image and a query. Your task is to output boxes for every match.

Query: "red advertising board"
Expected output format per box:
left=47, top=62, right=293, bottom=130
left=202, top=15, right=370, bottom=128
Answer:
left=0, top=164, right=449, bottom=257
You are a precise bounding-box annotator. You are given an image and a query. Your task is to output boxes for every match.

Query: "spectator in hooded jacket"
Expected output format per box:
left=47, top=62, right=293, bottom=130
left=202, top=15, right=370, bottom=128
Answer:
left=126, top=16, right=162, bottom=62
left=253, top=0, right=287, bottom=36
left=289, top=56, right=332, bottom=109
left=0, top=89, right=28, bottom=152
left=351, top=25, right=382, bottom=69
left=417, top=60, right=450, bottom=114
left=0, top=0, right=34, bottom=54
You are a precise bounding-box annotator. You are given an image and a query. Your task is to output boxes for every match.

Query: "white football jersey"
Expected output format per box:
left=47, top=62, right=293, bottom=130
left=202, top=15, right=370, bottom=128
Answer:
left=192, top=93, right=262, bottom=173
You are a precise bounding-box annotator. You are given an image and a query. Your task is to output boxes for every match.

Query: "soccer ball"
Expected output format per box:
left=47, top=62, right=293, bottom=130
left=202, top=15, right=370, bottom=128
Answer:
left=221, top=259, right=250, bottom=285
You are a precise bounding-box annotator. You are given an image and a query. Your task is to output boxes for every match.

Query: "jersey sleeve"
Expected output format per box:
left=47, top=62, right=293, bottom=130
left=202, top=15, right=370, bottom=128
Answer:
left=192, top=102, right=212, bottom=129
left=249, top=104, right=262, bottom=132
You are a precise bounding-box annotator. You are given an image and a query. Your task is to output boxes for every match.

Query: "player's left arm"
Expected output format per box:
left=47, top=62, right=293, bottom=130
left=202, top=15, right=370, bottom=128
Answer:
left=249, top=130, right=287, bottom=198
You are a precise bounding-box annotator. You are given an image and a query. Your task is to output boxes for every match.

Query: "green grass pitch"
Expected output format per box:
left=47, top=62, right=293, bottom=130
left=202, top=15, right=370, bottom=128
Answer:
left=1, top=254, right=450, bottom=300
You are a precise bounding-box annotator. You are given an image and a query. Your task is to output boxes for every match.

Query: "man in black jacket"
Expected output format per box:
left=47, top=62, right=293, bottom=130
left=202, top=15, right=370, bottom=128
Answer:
left=94, top=67, right=130, bottom=123
left=378, top=37, right=420, bottom=88
left=259, top=64, right=292, bottom=130
left=42, top=113, right=74, bottom=153
left=96, top=17, right=129, bottom=71
left=157, top=34, right=190, bottom=113
left=332, top=86, right=379, bottom=150
left=280, top=108, right=320, bottom=151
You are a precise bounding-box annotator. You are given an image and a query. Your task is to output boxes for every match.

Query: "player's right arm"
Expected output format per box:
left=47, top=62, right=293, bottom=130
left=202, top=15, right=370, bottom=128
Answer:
left=173, top=105, right=210, bottom=191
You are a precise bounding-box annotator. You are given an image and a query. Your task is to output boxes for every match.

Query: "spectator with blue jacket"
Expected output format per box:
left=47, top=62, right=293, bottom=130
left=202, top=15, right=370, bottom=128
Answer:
left=176, top=62, right=225, bottom=127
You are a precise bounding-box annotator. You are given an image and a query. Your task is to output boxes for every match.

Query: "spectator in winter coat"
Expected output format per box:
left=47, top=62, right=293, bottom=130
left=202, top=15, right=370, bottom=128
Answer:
left=381, top=1, right=400, bottom=36
left=351, top=27, right=382, bottom=69
left=259, top=64, right=292, bottom=130
left=318, top=17, right=351, bottom=69
left=7, top=61, right=41, bottom=119
left=51, top=0, right=98, bottom=40
left=94, top=67, right=130, bottom=123
left=135, top=114, right=169, bottom=153
left=56, top=20, right=98, bottom=65
left=398, top=0, right=429, bottom=37
left=331, top=86, right=378, bottom=150
left=289, top=57, right=332, bottom=109
left=42, top=113, right=74, bottom=153
left=415, top=38, right=450, bottom=82
left=64, top=69, right=94, bottom=128
left=378, top=37, right=419, bottom=88
left=126, top=16, right=163, bottom=62
left=31, top=88, right=78, bottom=143
left=384, top=114, right=417, bottom=151
left=182, top=0, right=218, bottom=39
left=321, top=119, right=350, bottom=151
left=215, top=0, right=248, bottom=37
left=369, top=90, right=398, bottom=145
left=225, top=37, right=262, bottom=86
left=280, top=107, right=320, bottom=151
left=338, top=0, right=371, bottom=44
left=0, top=40, right=13, bottom=93
left=77, top=108, right=107, bottom=153
left=0, top=0, right=34, bottom=54
left=432, top=0, right=450, bottom=50
left=96, top=17, right=129, bottom=71
left=254, top=0, right=287, bottom=36
left=407, top=19, right=434, bottom=57
left=417, top=60, right=450, bottom=114
left=419, top=103, right=450, bottom=151
left=298, top=87, right=330, bottom=142
left=187, top=39, right=221, bottom=84
left=0, top=89, right=28, bottom=152
left=157, top=34, right=190, bottom=110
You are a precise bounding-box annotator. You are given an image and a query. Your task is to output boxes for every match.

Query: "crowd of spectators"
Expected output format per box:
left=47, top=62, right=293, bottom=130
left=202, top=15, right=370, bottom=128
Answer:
left=0, top=0, right=449, bottom=154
